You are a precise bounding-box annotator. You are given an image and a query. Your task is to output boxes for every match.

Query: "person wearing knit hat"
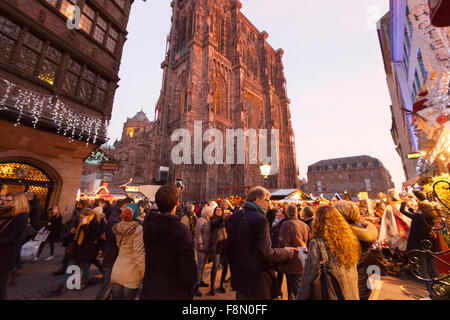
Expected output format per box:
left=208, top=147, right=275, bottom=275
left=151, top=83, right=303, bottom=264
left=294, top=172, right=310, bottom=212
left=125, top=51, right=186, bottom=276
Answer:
left=122, top=203, right=144, bottom=225
left=334, top=201, right=378, bottom=300
left=110, top=202, right=145, bottom=299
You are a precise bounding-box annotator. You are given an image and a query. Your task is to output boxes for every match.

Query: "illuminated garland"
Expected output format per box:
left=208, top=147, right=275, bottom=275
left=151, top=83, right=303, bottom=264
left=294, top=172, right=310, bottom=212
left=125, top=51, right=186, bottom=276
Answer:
left=0, top=78, right=109, bottom=146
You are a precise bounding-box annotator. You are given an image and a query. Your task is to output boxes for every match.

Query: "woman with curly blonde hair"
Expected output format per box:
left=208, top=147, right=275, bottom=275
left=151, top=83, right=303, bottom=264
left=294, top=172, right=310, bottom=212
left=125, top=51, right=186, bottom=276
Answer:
left=296, top=206, right=361, bottom=300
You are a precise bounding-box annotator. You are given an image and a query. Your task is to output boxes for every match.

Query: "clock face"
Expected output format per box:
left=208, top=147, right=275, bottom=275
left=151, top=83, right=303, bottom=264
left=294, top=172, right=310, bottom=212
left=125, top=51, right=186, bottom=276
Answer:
left=15, top=167, right=29, bottom=179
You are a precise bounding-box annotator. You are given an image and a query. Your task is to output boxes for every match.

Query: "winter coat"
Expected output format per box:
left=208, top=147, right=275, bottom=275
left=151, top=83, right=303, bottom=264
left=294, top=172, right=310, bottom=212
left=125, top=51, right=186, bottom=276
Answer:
left=227, top=205, right=290, bottom=299
left=111, top=221, right=145, bottom=289
left=302, top=217, right=314, bottom=230
left=28, top=196, right=42, bottom=231
left=296, top=238, right=359, bottom=300
left=194, top=213, right=210, bottom=252
left=72, top=217, right=99, bottom=264
left=102, top=205, right=122, bottom=268
left=140, top=211, right=197, bottom=300
left=270, top=218, right=286, bottom=248
left=277, top=216, right=311, bottom=275
left=349, top=221, right=378, bottom=300
left=0, top=211, right=28, bottom=272
left=46, top=215, right=62, bottom=242
left=181, top=211, right=197, bottom=240
left=208, top=216, right=227, bottom=256
left=400, top=201, right=439, bottom=252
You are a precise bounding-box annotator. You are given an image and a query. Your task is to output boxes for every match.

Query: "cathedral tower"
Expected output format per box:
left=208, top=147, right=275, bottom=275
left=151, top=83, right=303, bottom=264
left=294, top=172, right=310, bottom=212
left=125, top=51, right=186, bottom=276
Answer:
left=150, top=0, right=299, bottom=201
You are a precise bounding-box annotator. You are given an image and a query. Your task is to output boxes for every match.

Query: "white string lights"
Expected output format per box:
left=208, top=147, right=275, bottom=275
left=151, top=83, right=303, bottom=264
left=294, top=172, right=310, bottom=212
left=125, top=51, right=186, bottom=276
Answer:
left=0, top=78, right=109, bottom=146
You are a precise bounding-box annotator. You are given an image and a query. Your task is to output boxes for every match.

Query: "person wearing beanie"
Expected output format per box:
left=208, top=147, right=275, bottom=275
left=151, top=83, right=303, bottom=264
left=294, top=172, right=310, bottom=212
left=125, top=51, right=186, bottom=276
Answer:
left=109, top=203, right=145, bottom=300
left=334, top=201, right=378, bottom=300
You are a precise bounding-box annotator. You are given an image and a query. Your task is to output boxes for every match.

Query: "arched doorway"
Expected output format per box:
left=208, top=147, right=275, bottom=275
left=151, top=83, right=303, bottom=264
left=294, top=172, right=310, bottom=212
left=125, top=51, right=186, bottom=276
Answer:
left=0, top=162, right=55, bottom=211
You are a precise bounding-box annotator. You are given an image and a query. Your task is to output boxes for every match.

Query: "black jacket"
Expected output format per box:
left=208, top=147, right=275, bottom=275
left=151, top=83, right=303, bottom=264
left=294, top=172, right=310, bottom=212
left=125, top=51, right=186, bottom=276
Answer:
left=227, top=206, right=290, bottom=299
left=28, top=196, right=42, bottom=231
left=270, top=218, right=287, bottom=249
left=400, top=201, right=437, bottom=252
left=46, top=215, right=62, bottom=241
left=0, top=212, right=28, bottom=272
left=102, top=206, right=121, bottom=268
left=72, top=218, right=99, bottom=264
left=140, top=211, right=197, bottom=300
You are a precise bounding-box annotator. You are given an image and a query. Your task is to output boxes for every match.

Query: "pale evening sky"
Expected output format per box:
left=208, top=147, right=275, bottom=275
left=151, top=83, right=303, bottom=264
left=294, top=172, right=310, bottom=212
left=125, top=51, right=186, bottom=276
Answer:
left=108, top=0, right=405, bottom=189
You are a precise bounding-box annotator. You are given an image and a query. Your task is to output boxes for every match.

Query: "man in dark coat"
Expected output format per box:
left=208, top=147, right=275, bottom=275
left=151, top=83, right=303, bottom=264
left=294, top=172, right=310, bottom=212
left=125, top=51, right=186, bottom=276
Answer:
left=227, top=186, right=297, bottom=300
left=278, top=205, right=311, bottom=300
left=26, top=192, right=42, bottom=232
left=95, top=197, right=133, bottom=300
left=140, top=184, right=197, bottom=300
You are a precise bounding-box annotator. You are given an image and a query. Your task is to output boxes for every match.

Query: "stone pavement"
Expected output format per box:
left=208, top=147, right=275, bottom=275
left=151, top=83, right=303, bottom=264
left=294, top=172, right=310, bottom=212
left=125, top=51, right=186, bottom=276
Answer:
left=7, top=243, right=430, bottom=300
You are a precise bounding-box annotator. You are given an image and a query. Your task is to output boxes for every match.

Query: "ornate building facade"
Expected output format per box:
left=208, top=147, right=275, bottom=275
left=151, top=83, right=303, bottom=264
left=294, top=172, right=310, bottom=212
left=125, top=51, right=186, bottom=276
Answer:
left=0, top=0, right=134, bottom=216
left=112, top=110, right=154, bottom=185
left=148, top=0, right=299, bottom=201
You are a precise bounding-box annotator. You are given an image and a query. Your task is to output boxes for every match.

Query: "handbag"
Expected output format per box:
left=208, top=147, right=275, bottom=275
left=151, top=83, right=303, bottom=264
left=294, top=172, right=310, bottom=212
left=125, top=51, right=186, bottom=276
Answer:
left=308, top=239, right=345, bottom=300
left=34, top=227, right=50, bottom=242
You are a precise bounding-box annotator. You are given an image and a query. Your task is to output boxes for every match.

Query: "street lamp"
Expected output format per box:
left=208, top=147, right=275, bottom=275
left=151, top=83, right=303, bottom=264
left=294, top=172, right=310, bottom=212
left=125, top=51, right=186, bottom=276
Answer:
left=260, top=164, right=271, bottom=188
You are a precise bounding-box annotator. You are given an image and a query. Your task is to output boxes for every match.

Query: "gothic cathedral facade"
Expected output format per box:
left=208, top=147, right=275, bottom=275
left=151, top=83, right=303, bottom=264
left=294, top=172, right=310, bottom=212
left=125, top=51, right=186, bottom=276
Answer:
left=149, top=0, right=299, bottom=201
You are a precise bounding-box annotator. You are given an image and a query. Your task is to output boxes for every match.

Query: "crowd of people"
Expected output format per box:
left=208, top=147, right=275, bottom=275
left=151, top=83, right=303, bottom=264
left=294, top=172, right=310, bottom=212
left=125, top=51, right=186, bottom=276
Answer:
left=0, top=185, right=447, bottom=300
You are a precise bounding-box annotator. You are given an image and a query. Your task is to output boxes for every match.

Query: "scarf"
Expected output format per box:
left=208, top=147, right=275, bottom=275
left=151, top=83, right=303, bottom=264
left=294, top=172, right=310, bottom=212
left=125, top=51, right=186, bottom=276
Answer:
left=244, top=201, right=267, bottom=216
left=74, top=214, right=95, bottom=246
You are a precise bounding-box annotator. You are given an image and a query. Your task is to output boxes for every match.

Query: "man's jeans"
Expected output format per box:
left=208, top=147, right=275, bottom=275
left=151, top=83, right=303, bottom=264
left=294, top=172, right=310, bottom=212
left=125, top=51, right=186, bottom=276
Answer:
left=111, top=283, right=139, bottom=300
left=95, top=267, right=113, bottom=300
left=285, top=274, right=301, bottom=300
left=418, top=254, right=440, bottom=295
left=196, top=250, right=207, bottom=286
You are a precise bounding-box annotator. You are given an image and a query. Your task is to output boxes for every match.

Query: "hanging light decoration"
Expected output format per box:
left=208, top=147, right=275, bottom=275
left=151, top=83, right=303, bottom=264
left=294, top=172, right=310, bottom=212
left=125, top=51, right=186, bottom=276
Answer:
left=0, top=78, right=109, bottom=146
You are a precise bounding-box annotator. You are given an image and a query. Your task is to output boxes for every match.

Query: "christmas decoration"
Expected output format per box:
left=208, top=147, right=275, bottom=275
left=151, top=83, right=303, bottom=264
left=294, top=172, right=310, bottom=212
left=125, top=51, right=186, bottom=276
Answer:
left=0, top=78, right=109, bottom=146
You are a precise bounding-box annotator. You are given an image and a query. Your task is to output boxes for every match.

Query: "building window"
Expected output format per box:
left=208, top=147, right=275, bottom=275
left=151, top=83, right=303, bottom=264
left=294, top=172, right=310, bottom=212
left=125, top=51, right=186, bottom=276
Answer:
left=414, top=70, right=421, bottom=91
left=63, top=59, right=81, bottom=95
left=342, top=163, right=347, bottom=169
left=93, top=76, right=108, bottom=108
left=106, top=26, right=118, bottom=53
left=370, top=171, right=375, bottom=178
left=361, top=182, right=365, bottom=190
left=350, top=183, right=354, bottom=190
left=362, top=161, right=368, bottom=168
left=80, top=68, right=96, bottom=102
left=333, top=164, right=338, bottom=170
left=15, top=32, right=43, bottom=75
left=359, top=173, right=364, bottom=179
left=349, top=174, right=353, bottom=179
left=93, top=16, right=107, bottom=44
left=352, top=162, right=357, bottom=169
left=45, top=0, right=58, bottom=7
left=0, top=16, right=20, bottom=64
left=417, top=50, right=427, bottom=80
left=38, top=46, right=62, bottom=85
left=80, top=4, right=95, bottom=34
left=113, top=0, right=126, bottom=9
left=60, top=0, right=77, bottom=19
